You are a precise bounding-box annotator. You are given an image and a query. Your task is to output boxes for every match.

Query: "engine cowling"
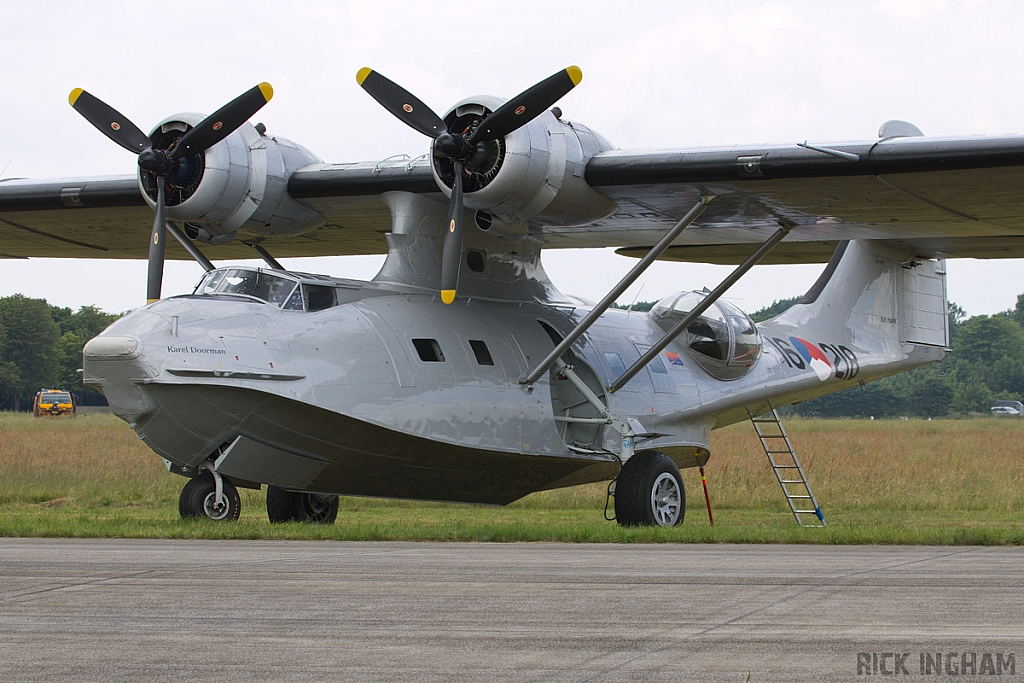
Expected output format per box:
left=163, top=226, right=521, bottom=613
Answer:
left=138, top=113, right=324, bottom=241
left=431, top=96, right=617, bottom=228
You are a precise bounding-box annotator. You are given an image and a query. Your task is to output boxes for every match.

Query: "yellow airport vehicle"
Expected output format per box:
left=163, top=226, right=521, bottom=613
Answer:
left=32, top=389, right=76, bottom=417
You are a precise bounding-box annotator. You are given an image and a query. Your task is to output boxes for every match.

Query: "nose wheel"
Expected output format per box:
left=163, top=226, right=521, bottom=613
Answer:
left=179, top=472, right=241, bottom=521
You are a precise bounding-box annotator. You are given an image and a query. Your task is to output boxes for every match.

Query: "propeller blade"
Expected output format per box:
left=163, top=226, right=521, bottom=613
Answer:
left=68, top=88, right=151, bottom=154
left=357, top=67, right=446, bottom=139
left=440, top=160, right=464, bottom=305
left=172, top=82, right=274, bottom=159
left=467, top=66, right=582, bottom=145
left=147, top=177, right=167, bottom=304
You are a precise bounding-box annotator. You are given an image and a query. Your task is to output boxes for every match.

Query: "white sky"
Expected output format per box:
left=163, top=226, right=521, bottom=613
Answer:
left=3, top=0, right=1024, bottom=315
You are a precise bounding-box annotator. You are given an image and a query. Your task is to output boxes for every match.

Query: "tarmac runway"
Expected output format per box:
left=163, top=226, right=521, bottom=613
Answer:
left=1, top=539, right=1022, bottom=682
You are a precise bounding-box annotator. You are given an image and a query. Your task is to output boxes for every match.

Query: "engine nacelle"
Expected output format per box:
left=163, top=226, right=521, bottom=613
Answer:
left=138, top=113, right=325, bottom=240
left=431, top=96, right=617, bottom=227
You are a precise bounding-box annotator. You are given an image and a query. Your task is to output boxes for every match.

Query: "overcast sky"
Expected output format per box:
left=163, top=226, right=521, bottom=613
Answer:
left=3, top=0, right=1024, bottom=316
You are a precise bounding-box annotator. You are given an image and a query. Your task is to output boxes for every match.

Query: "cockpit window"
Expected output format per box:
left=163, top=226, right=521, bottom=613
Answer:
left=650, top=292, right=762, bottom=380
left=194, top=268, right=298, bottom=309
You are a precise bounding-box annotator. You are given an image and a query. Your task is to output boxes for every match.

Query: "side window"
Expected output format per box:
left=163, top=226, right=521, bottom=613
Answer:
left=469, top=340, right=494, bottom=366
left=603, top=351, right=626, bottom=379
left=635, top=344, right=675, bottom=394
left=303, top=284, right=337, bottom=312
left=412, top=339, right=445, bottom=362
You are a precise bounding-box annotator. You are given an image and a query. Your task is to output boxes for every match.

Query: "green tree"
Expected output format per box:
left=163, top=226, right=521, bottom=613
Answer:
left=611, top=300, right=657, bottom=312
left=952, top=315, right=1024, bottom=367
left=908, top=372, right=955, bottom=417
left=749, top=296, right=802, bottom=323
left=0, top=324, right=20, bottom=400
left=1012, top=293, right=1024, bottom=329
left=0, top=294, right=61, bottom=410
left=947, top=301, right=967, bottom=343
left=951, top=374, right=993, bottom=414
left=50, top=305, right=121, bottom=406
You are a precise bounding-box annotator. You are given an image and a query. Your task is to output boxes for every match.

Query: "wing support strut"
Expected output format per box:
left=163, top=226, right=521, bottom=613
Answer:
left=166, top=222, right=214, bottom=272
left=609, top=222, right=795, bottom=393
left=520, top=194, right=715, bottom=387
left=243, top=241, right=286, bottom=271
left=797, top=141, right=860, bottom=162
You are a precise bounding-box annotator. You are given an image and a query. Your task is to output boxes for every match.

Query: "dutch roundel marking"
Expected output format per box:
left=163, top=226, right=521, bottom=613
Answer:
left=212, top=121, right=223, bottom=131
left=664, top=351, right=684, bottom=367
left=110, top=121, right=121, bottom=131
left=768, top=336, right=860, bottom=382
left=515, top=105, right=526, bottom=115
left=403, top=104, right=413, bottom=113
left=789, top=337, right=831, bottom=381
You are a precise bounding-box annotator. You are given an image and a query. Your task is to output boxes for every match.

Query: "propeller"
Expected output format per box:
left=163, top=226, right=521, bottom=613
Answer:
left=357, top=66, right=582, bottom=303
left=69, top=83, right=274, bottom=303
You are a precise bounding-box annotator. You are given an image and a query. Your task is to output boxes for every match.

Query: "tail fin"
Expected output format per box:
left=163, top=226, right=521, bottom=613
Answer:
left=771, top=240, right=949, bottom=350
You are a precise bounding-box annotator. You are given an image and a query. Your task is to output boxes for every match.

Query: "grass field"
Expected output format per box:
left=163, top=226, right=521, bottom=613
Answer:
left=1, top=412, right=1022, bottom=544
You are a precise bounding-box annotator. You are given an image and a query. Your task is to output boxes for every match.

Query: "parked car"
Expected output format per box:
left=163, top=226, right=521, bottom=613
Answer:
left=990, top=400, right=1024, bottom=417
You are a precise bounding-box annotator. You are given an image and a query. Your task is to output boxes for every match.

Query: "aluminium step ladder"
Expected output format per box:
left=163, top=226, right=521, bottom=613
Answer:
left=747, top=405, right=826, bottom=527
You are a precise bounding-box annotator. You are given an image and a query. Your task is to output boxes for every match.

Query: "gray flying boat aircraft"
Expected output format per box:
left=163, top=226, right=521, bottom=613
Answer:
left=0, top=67, right=1018, bottom=525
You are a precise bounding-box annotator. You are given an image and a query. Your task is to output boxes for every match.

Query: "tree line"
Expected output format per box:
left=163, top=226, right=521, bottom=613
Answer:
left=0, top=295, right=120, bottom=410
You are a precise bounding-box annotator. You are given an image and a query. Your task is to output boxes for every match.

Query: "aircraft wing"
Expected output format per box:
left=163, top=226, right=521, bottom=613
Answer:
left=0, top=164, right=439, bottom=261
left=4, top=132, right=1024, bottom=264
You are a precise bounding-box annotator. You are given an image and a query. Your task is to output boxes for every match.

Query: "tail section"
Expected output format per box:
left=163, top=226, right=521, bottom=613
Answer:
left=770, top=240, right=949, bottom=352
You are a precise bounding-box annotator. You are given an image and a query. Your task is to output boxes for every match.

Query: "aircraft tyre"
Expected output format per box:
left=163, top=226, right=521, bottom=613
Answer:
left=266, top=485, right=339, bottom=524
left=614, top=450, right=685, bottom=527
left=178, top=472, right=241, bottom=521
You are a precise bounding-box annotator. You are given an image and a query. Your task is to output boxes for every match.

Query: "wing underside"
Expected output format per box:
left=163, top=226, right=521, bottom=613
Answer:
left=3, top=133, right=1024, bottom=264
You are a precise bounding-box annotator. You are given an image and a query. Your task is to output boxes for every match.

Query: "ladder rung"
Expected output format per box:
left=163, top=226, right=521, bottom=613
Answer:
left=787, top=495, right=813, bottom=499
left=793, top=510, right=819, bottom=514
left=766, top=449, right=794, bottom=454
left=771, top=465, right=800, bottom=469
left=780, top=479, right=805, bottom=484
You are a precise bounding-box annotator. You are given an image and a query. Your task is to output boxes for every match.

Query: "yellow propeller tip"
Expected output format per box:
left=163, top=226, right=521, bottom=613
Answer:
left=566, top=66, right=583, bottom=86
left=68, top=88, right=84, bottom=106
left=258, top=82, right=274, bottom=102
left=356, top=67, right=373, bottom=86
left=441, top=290, right=456, bottom=304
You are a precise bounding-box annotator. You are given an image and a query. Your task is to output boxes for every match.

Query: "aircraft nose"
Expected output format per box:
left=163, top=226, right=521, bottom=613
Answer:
left=83, top=335, right=142, bottom=360
left=82, top=333, right=160, bottom=424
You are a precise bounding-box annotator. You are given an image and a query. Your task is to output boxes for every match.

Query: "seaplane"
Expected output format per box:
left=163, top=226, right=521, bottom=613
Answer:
left=1, top=66, right=1018, bottom=526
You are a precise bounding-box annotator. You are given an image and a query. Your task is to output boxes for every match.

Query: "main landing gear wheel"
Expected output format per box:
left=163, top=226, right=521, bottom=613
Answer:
left=614, top=451, right=685, bottom=527
left=179, top=472, right=241, bottom=521
left=266, top=485, right=340, bottom=524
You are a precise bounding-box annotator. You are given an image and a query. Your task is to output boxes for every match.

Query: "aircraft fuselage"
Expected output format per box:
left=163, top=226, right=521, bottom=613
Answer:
left=84, top=239, right=944, bottom=505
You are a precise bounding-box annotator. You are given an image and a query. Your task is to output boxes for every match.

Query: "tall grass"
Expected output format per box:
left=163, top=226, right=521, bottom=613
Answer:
left=520, top=417, right=1024, bottom=514
left=0, top=412, right=178, bottom=506
left=1, top=412, right=1022, bottom=542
